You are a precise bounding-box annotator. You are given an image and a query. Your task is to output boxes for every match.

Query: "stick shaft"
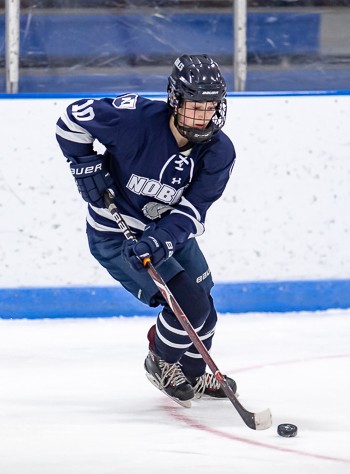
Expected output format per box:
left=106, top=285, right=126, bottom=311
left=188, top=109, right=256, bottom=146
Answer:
left=103, top=190, right=271, bottom=430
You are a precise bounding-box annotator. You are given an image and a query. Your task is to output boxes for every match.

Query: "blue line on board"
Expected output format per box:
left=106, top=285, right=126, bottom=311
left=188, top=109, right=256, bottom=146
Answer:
left=0, top=90, right=350, bottom=100
left=1, top=279, right=349, bottom=319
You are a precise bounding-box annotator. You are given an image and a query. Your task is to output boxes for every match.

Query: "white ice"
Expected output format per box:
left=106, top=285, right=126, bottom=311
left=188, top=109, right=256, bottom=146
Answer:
left=1, top=309, right=350, bottom=474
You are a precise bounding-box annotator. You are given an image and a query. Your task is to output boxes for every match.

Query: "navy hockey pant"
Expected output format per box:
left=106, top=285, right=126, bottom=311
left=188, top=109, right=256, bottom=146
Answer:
left=87, top=225, right=217, bottom=378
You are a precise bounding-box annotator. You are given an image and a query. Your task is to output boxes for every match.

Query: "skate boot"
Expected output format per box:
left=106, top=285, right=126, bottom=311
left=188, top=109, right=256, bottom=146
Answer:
left=190, top=373, right=237, bottom=399
left=144, top=350, right=194, bottom=408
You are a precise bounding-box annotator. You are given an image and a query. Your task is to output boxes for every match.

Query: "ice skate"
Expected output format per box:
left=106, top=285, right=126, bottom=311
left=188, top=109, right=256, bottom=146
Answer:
left=144, top=350, right=194, bottom=408
left=190, top=373, right=237, bottom=399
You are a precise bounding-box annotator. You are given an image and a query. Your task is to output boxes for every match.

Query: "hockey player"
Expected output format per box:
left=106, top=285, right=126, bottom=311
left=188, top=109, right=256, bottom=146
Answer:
left=56, top=54, right=237, bottom=407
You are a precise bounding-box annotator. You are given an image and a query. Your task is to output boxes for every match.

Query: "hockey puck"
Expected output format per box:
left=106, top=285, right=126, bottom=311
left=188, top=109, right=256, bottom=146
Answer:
left=277, top=423, right=298, bottom=437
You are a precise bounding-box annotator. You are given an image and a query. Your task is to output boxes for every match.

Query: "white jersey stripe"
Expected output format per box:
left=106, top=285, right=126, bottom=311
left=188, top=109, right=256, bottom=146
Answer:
left=170, top=209, right=205, bottom=237
left=61, top=109, right=94, bottom=137
left=183, top=351, right=203, bottom=359
left=155, top=325, right=192, bottom=349
left=89, top=205, right=147, bottom=231
left=56, top=124, right=94, bottom=144
left=87, top=206, right=147, bottom=233
left=86, top=213, right=122, bottom=233
left=179, top=195, right=201, bottom=222
left=158, top=312, right=204, bottom=336
left=89, top=204, right=121, bottom=222
left=182, top=327, right=216, bottom=358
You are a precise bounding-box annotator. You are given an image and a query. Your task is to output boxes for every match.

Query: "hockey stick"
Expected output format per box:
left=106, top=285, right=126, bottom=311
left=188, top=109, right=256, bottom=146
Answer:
left=103, top=189, right=272, bottom=430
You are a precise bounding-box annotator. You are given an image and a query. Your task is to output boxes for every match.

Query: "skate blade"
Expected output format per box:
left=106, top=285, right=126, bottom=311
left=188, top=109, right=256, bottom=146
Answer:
left=194, top=391, right=239, bottom=400
left=145, top=372, right=192, bottom=408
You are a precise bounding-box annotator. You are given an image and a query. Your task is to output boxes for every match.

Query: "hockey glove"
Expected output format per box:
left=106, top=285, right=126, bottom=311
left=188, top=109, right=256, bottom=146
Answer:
left=70, top=155, right=117, bottom=208
left=122, top=223, right=175, bottom=271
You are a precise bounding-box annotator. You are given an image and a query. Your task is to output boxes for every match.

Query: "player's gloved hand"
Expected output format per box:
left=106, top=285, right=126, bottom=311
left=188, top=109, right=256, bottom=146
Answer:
left=122, top=223, right=175, bottom=271
left=70, top=155, right=117, bottom=208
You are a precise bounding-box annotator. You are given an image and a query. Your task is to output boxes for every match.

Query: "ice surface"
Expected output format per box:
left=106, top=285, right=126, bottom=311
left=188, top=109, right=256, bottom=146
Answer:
left=1, top=309, right=350, bottom=474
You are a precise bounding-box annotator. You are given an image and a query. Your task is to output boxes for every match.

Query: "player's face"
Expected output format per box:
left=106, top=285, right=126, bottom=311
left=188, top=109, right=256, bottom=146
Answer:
left=177, top=100, right=217, bottom=130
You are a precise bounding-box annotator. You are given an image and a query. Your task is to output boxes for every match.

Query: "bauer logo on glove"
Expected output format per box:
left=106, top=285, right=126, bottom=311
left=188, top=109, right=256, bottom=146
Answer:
left=70, top=162, right=103, bottom=176
left=69, top=155, right=117, bottom=208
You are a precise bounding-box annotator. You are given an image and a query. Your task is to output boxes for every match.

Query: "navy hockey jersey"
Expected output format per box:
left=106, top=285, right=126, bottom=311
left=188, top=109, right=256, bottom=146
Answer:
left=56, top=94, right=236, bottom=246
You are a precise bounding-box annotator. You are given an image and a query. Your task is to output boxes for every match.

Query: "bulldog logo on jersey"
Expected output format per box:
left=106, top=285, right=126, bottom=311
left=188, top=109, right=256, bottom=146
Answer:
left=142, top=202, right=174, bottom=220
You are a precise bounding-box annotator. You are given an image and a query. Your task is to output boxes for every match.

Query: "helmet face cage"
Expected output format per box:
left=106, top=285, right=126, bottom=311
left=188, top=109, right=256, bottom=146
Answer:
left=167, top=54, right=227, bottom=143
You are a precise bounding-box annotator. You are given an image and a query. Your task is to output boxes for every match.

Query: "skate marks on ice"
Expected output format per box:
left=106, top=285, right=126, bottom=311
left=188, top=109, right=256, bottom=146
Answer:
left=0, top=310, right=350, bottom=474
left=161, top=352, right=350, bottom=467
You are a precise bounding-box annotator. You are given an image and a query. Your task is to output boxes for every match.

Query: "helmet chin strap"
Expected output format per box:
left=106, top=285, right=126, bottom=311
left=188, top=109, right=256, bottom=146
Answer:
left=173, top=111, right=215, bottom=144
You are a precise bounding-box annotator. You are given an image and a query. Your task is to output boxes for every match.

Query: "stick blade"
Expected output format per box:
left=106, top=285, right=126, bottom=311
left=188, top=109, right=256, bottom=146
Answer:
left=253, top=408, right=272, bottom=430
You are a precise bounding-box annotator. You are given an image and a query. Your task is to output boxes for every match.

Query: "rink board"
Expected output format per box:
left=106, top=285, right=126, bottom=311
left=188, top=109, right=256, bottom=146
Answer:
left=1, top=279, right=350, bottom=319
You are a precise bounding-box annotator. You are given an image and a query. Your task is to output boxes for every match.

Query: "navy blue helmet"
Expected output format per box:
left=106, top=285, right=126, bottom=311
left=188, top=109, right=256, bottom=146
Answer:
left=167, top=54, right=227, bottom=143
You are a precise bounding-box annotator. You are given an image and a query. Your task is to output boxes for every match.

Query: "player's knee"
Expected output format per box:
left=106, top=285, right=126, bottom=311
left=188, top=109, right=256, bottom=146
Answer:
left=200, top=294, right=217, bottom=333
left=167, top=271, right=211, bottom=326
